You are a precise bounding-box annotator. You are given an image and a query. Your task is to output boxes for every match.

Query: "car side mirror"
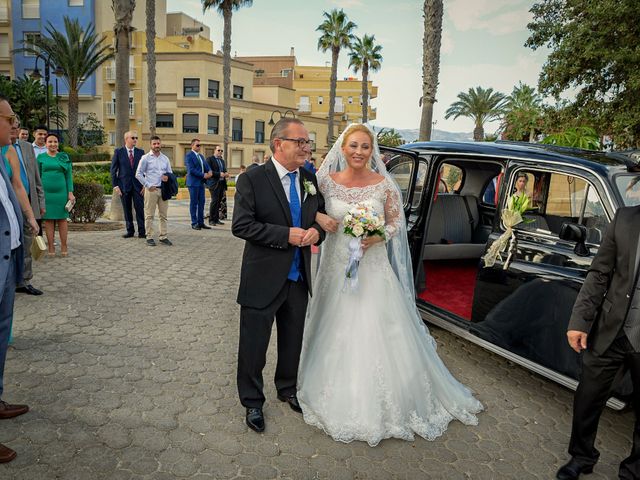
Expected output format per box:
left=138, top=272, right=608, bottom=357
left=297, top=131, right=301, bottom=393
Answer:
left=559, top=222, right=590, bottom=257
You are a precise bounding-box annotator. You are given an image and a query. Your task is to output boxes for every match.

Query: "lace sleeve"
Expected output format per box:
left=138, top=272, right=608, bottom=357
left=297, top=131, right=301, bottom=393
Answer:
left=383, top=180, right=403, bottom=239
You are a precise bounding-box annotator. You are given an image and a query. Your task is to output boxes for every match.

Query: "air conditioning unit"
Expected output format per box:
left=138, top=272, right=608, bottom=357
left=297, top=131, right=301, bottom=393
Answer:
left=341, top=114, right=348, bottom=121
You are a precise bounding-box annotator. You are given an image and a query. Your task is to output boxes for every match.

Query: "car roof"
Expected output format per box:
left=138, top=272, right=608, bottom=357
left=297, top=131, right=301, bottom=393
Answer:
left=397, top=140, right=636, bottom=174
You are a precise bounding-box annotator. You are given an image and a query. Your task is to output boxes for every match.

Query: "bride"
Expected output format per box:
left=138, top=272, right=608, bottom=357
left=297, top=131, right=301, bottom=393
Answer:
left=297, top=124, right=483, bottom=447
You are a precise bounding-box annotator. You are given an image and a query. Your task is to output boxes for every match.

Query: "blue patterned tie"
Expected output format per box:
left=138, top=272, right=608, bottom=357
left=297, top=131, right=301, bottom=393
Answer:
left=287, top=171, right=302, bottom=281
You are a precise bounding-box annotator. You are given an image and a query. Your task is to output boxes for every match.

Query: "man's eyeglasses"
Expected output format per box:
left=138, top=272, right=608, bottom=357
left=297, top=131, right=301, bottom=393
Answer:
left=131, top=136, right=138, bottom=140
left=0, top=114, right=16, bottom=125
left=216, top=149, right=223, bottom=153
left=195, top=144, right=201, bottom=147
left=279, top=138, right=313, bottom=148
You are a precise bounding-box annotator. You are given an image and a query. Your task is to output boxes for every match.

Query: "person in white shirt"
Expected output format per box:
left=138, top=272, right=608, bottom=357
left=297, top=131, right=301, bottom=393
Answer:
left=31, top=126, right=47, bottom=158
left=135, top=136, right=173, bottom=247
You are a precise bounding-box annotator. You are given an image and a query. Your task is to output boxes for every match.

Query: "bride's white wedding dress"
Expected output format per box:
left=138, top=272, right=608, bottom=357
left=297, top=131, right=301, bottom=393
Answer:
left=297, top=175, right=483, bottom=447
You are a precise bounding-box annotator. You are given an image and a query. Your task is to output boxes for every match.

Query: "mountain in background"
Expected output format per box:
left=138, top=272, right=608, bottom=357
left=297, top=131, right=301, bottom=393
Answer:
left=372, top=126, right=473, bottom=143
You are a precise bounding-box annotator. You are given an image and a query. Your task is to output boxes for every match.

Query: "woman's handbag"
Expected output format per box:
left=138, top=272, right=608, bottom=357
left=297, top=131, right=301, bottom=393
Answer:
left=65, top=199, right=75, bottom=212
left=31, top=235, right=46, bottom=261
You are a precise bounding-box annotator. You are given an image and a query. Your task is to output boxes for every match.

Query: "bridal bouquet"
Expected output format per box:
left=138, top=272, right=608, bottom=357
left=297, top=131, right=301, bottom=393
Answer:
left=342, top=202, right=385, bottom=291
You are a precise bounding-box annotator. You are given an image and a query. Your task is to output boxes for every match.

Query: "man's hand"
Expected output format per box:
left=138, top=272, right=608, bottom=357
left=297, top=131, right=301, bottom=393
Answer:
left=204, top=172, right=213, bottom=179
left=567, top=330, right=588, bottom=353
left=316, top=212, right=339, bottom=233
left=113, top=186, right=122, bottom=197
left=161, top=174, right=168, bottom=182
left=301, top=227, right=320, bottom=246
left=149, top=186, right=157, bottom=192
left=288, top=227, right=306, bottom=246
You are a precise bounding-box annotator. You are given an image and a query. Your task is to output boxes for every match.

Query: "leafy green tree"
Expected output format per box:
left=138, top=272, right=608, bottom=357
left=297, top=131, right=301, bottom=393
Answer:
left=317, top=9, right=357, bottom=142
left=541, top=126, right=600, bottom=150
left=526, top=0, right=640, bottom=147
left=445, top=86, right=507, bottom=141
left=376, top=128, right=404, bottom=147
left=8, top=76, right=47, bottom=132
left=502, top=82, right=543, bottom=142
left=78, top=113, right=106, bottom=150
left=23, top=17, right=113, bottom=148
left=348, top=34, right=382, bottom=124
left=419, top=0, right=443, bottom=141
left=203, top=0, right=253, bottom=155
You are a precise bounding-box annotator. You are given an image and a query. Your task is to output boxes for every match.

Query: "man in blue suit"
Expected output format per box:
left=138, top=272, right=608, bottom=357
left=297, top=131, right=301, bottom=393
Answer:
left=185, top=138, right=212, bottom=230
left=0, top=95, right=30, bottom=463
left=110, top=131, right=145, bottom=238
left=206, top=145, right=229, bottom=226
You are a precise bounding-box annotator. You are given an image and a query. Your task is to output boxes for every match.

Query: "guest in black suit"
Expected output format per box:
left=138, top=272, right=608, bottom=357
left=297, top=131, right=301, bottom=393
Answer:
left=206, top=145, right=228, bottom=226
left=110, top=131, right=145, bottom=238
left=232, top=118, right=325, bottom=433
left=558, top=206, right=640, bottom=480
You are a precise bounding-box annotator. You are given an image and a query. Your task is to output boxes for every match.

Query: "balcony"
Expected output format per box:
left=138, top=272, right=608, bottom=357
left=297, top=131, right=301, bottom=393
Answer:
left=22, top=5, right=39, bottom=19
left=297, top=103, right=311, bottom=113
left=0, top=6, right=9, bottom=24
left=334, top=104, right=344, bottom=113
left=105, top=66, right=135, bottom=83
left=105, top=102, right=135, bottom=118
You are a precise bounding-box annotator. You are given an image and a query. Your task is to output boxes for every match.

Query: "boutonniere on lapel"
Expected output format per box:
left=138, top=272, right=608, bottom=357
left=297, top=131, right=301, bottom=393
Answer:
left=303, top=180, right=317, bottom=196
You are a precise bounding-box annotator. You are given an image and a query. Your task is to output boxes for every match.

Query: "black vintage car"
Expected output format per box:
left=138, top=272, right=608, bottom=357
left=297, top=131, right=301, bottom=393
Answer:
left=381, top=141, right=640, bottom=409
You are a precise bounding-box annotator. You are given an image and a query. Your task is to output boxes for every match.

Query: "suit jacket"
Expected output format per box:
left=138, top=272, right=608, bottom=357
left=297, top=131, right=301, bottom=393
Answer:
left=161, top=172, right=179, bottom=201
left=16, top=140, right=45, bottom=220
left=185, top=150, right=211, bottom=188
left=205, top=155, right=227, bottom=189
left=569, top=206, right=640, bottom=355
left=0, top=157, right=24, bottom=292
left=110, top=146, right=144, bottom=193
left=232, top=160, right=325, bottom=309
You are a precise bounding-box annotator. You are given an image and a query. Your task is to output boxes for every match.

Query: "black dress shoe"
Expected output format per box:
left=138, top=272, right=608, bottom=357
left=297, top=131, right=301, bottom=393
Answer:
left=216, top=221, right=225, bottom=225
left=277, top=394, right=302, bottom=413
left=191, top=225, right=201, bottom=230
left=138, top=234, right=146, bottom=239
left=199, top=224, right=212, bottom=230
left=16, top=284, right=43, bottom=296
left=159, top=238, right=173, bottom=246
left=556, top=458, right=594, bottom=480
left=246, top=408, right=265, bottom=432
left=146, top=239, right=156, bottom=247
left=122, top=233, right=134, bottom=238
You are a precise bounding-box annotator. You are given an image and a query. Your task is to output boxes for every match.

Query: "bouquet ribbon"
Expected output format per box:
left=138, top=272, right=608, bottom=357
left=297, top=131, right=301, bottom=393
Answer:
left=343, top=237, right=364, bottom=292
left=483, top=209, right=523, bottom=270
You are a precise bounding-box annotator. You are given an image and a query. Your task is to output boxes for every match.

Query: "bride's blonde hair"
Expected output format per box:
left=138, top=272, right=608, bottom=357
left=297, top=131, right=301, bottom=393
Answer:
left=340, top=124, right=374, bottom=147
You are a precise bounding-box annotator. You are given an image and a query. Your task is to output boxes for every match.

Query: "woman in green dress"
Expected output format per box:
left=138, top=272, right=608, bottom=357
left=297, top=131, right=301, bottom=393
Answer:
left=37, top=134, right=74, bottom=257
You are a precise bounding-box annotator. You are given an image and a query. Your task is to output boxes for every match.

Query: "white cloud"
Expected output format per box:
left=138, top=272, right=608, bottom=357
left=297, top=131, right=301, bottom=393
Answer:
left=446, top=0, right=532, bottom=36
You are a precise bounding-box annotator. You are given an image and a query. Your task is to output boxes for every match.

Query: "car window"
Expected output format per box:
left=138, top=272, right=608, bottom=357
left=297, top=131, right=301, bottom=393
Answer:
left=482, top=175, right=498, bottom=205
left=440, top=163, right=463, bottom=193
left=411, top=161, right=429, bottom=212
left=511, top=170, right=609, bottom=245
left=615, top=174, right=640, bottom=206
left=387, top=155, right=414, bottom=207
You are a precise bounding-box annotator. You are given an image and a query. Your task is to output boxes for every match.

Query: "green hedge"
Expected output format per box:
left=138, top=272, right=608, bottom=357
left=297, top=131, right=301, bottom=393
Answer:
left=69, top=181, right=106, bottom=223
left=69, top=152, right=111, bottom=163
left=75, top=171, right=113, bottom=195
left=73, top=163, right=111, bottom=174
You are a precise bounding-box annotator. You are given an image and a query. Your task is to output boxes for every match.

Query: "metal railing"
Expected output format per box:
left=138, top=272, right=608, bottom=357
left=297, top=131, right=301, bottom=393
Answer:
left=105, top=102, right=135, bottom=117
left=334, top=104, right=345, bottom=113
left=105, top=66, right=135, bottom=82
left=0, top=5, right=9, bottom=22
left=297, top=103, right=311, bottom=113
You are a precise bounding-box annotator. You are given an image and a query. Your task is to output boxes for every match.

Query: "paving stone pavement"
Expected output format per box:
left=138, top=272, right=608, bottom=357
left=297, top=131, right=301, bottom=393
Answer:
left=0, top=200, right=634, bottom=479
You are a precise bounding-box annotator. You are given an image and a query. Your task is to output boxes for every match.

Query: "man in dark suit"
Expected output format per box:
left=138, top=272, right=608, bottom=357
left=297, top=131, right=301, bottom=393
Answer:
left=206, top=145, right=229, bottom=226
left=110, top=131, right=145, bottom=238
left=232, top=118, right=325, bottom=433
left=0, top=95, right=30, bottom=463
left=558, top=206, right=640, bottom=480
left=185, top=138, right=212, bottom=230
left=11, top=118, right=45, bottom=296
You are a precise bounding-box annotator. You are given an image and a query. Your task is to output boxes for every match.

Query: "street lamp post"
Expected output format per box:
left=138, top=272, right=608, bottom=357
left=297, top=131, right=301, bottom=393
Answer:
left=268, top=109, right=296, bottom=139
left=29, top=53, right=55, bottom=132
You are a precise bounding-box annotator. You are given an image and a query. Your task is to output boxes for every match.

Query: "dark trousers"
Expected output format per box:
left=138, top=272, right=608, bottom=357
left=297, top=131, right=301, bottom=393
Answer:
left=208, top=182, right=224, bottom=224
left=188, top=186, right=205, bottom=226
left=121, top=188, right=145, bottom=236
left=237, top=280, right=308, bottom=409
left=569, top=335, right=640, bottom=479
left=0, top=250, right=17, bottom=399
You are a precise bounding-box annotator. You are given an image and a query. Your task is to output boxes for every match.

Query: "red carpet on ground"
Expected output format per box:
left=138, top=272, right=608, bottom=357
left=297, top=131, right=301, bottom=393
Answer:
left=418, top=260, right=478, bottom=320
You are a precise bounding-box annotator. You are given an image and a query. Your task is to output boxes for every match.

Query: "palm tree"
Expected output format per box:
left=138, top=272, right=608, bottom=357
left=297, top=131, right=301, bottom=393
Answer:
left=445, top=86, right=507, bottom=141
left=317, top=9, right=357, bottom=143
left=503, top=82, right=543, bottom=142
left=8, top=76, right=47, bottom=131
left=418, top=0, right=443, bottom=141
left=23, top=17, right=113, bottom=147
left=202, top=0, right=253, bottom=155
left=112, top=0, right=136, bottom=146
left=348, top=34, right=382, bottom=123
left=146, top=0, right=157, bottom=136
left=376, top=128, right=404, bottom=147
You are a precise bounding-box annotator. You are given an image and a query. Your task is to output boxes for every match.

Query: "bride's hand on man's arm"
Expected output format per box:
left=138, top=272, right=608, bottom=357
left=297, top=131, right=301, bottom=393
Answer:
left=361, top=235, right=384, bottom=251
left=315, top=212, right=339, bottom=233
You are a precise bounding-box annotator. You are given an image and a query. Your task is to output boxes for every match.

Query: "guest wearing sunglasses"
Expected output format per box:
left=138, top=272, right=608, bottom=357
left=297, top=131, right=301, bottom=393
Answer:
left=185, top=138, right=212, bottom=230
left=206, top=145, right=229, bottom=226
left=110, top=131, right=145, bottom=238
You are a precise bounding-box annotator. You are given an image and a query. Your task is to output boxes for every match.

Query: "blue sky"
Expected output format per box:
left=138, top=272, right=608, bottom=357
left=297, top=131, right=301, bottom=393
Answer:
left=166, top=0, right=547, bottom=134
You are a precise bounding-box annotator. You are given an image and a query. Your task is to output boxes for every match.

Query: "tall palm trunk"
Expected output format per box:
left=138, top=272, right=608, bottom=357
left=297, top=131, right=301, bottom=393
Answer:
left=146, top=0, right=156, bottom=137
left=418, top=0, right=443, bottom=141
left=327, top=46, right=339, bottom=143
left=222, top=6, right=232, bottom=155
left=361, top=61, right=369, bottom=123
left=113, top=1, right=135, bottom=145
left=68, top=87, right=79, bottom=147
left=473, top=125, right=484, bottom=142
